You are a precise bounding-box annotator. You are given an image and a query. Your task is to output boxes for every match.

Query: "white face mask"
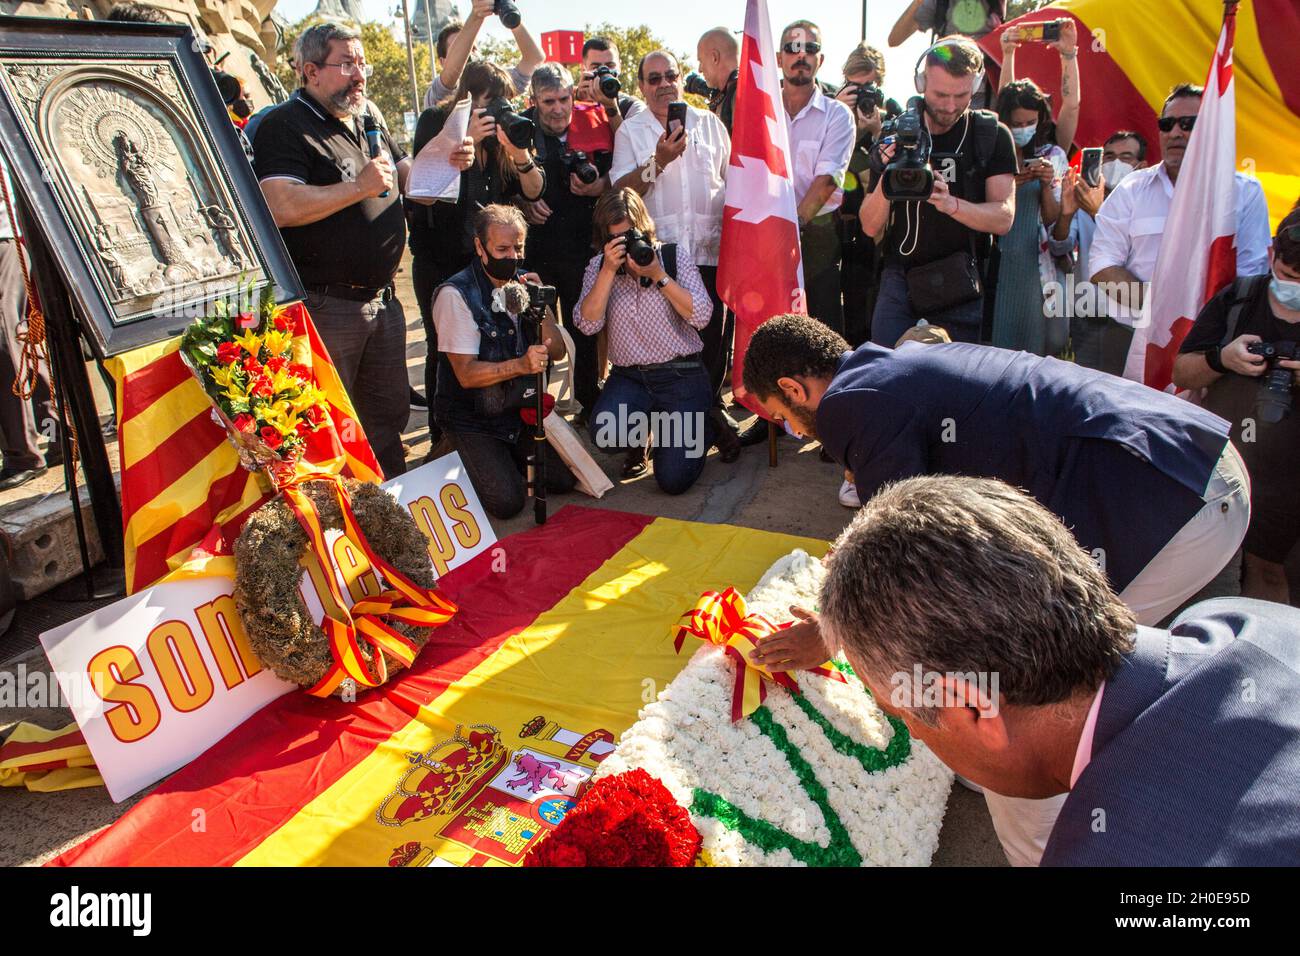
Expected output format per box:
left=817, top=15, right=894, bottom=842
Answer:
left=1011, top=123, right=1037, bottom=147
left=1100, top=159, right=1135, bottom=189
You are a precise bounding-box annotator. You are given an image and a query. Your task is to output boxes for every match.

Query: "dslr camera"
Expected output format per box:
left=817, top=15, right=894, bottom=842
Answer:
left=592, top=64, right=621, bottom=99
left=493, top=0, right=521, bottom=29
left=1245, top=340, right=1299, bottom=423
left=615, top=229, right=656, bottom=269
left=483, top=96, right=535, bottom=149
left=876, top=96, right=934, bottom=201
left=564, top=149, right=599, bottom=185
left=684, top=72, right=715, bottom=99
left=525, top=282, right=558, bottom=313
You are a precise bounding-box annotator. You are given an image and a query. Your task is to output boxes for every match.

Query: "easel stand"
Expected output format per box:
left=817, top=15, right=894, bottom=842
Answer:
left=16, top=197, right=124, bottom=600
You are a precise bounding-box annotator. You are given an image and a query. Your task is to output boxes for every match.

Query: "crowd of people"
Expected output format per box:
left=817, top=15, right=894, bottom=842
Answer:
left=1, top=1, right=1297, bottom=868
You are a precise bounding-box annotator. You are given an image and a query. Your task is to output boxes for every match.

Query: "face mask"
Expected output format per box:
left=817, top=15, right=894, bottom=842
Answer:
left=482, top=251, right=519, bottom=281
left=1100, top=159, right=1135, bottom=189
left=1271, top=271, right=1300, bottom=311
left=1011, top=124, right=1037, bottom=147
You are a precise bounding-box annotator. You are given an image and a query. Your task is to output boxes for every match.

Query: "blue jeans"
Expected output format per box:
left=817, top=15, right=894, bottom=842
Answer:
left=870, top=263, right=983, bottom=347
left=588, top=362, right=714, bottom=495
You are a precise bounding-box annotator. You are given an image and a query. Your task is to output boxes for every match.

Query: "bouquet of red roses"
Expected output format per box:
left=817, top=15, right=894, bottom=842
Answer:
left=525, top=769, right=701, bottom=867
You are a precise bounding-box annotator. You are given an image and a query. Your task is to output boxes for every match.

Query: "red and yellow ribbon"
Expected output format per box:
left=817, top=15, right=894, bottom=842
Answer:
left=278, top=470, right=457, bottom=697
left=672, top=588, right=843, bottom=722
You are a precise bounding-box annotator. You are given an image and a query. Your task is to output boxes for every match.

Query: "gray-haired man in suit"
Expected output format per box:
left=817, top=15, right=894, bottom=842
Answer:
left=817, top=473, right=1300, bottom=866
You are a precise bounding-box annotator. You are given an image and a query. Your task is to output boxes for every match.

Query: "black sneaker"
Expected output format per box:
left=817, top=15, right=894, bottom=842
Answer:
left=0, top=464, right=48, bottom=491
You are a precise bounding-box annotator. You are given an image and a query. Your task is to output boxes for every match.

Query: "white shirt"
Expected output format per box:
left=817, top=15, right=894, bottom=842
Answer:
left=1089, top=163, right=1272, bottom=320
left=611, top=105, right=730, bottom=266
left=433, top=285, right=520, bottom=356
left=784, top=86, right=855, bottom=216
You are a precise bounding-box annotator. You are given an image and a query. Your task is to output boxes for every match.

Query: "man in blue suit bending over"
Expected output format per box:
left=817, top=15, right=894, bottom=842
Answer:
left=818, top=474, right=1299, bottom=866
left=741, top=314, right=1251, bottom=865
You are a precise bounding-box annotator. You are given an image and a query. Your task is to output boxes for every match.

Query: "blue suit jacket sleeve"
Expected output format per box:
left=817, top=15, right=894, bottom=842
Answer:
left=820, top=387, right=929, bottom=501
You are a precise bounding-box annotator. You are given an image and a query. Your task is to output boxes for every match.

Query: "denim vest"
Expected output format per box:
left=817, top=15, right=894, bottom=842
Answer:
left=433, top=259, right=535, bottom=441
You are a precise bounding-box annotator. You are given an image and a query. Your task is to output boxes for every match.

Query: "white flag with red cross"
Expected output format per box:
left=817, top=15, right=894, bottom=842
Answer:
left=718, top=0, right=805, bottom=418
left=1123, top=2, right=1240, bottom=393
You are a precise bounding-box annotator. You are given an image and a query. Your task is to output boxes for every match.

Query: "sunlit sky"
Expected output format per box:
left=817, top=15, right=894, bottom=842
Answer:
left=272, top=0, right=935, bottom=102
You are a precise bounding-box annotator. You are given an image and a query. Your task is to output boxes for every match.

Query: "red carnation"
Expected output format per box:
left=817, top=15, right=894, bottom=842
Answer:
left=305, top=405, right=326, bottom=424
left=295, top=419, right=313, bottom=436
left=217, top=341, right=242, bottom=365
left=289, top=362, right=312, bottom=380
left=232, top=413, right=254, bottom=432
left=242, top=356, right=261, bottom=374
left=524, top=769, right=700, bottom=867
left=273, top=312, right=293, bottom=332
left=265, top=356, right=288, bottom=373
left=259, top=425, right=282, bottom=449
left=250, top=377, right=274, bottom=398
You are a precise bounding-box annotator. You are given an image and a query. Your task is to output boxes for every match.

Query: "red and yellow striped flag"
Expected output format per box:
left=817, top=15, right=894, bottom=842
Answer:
left=107, top=302, right=381, bottom=594
left=50, top=507, right=828, bottom=867
left=982, top=0, right=1300, bottom=227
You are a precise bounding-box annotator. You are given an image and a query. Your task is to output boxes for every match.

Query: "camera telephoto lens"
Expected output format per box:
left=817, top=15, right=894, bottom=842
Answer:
left=566, top=150, right=599, bottom=184
left=684, top=72, right=714, bottom=98
left=595, top=65, right=621, bottom=99
left=625, top=230, right=656, bottom=267
left=494, top=0, right=521, bottom=29
left=486, top=97, right=535, bottom=149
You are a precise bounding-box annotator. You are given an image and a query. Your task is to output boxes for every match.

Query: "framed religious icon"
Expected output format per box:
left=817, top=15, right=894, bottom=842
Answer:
left=0, top=17, right=304, bottom=357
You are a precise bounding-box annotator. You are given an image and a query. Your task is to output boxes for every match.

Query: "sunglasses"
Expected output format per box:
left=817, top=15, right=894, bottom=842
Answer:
left=644, top=70, right=680, bottom=86
left=1156, top=115, right=1196, bottom=133
left=782, top=41, right=821, bottom=55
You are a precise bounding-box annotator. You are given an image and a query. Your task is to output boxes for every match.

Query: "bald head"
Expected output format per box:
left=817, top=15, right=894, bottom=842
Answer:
left=696, top=27, right=739, bottom=91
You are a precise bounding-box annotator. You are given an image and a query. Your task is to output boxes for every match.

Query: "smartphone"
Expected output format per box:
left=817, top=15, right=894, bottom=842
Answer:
left=1081, top=147, right=1103, bottom=188
left=667, top=101, right=688, bottom=135
left=1020, top=19, right=1063, bottom=42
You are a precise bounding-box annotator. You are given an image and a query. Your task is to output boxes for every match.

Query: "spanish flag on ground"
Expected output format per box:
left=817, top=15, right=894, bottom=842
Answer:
left=50, top=507, right=827, bottom=867
left=107, top=302, right=381, bottom=594
left=982, top=0, right=1300, bottom=226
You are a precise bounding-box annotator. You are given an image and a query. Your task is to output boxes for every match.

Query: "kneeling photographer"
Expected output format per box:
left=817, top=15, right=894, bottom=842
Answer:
left=1174, top=209, right=1300, bottom=605
left=859, top=35, right=1016, bottom=346
left=432, top=205, right=576, bottom=520
left=574, top=189, right=717, bottom=495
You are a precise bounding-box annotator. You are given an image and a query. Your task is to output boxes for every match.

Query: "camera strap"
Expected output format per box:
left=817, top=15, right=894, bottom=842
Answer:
left=1219, top=274, right=1271, bottom=347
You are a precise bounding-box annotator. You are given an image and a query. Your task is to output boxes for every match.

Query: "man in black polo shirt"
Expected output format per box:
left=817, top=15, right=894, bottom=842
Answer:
left=520, top=64, right=610, bottom=421
left=254, top=22, right=471, bottom=476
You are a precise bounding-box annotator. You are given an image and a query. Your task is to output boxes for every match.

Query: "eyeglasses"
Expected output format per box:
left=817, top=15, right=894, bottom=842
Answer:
left=644, top=70, right=680, bottom=87
left=782, top=40, right=821, bottom=55
left=1156, top=115, right=1196, bottom=133
left=320, top=60, right=373, bottom=78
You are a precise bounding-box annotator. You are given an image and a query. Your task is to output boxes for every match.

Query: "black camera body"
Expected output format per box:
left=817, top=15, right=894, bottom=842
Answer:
left=483, top=96, right=535, bottom=149
left=684, top=72, right=715, bottom=99
left=1246, top=340, right=1298, bottom=423
left=494, top=0, right=521, bottom=29
left=593, top=64, right=621, bottom=99
left=525, top=282, right=558, bottom=312
left=879, top=96, right=934, bottom=201
left=564, top=149, right=599, bottom=185
left=621, top=229, right=656, bottom=268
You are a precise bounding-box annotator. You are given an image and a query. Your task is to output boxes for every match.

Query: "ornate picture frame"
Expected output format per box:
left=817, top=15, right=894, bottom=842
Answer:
left=0, top=17, right=304, bottom=357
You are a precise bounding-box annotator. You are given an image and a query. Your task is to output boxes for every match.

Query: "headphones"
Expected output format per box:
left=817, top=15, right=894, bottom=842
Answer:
left=914, top=38, right=985, bottom=95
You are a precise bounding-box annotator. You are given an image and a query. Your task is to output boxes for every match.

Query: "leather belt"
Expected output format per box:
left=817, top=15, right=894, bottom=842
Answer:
left=306, top=282, right=394, bottom=303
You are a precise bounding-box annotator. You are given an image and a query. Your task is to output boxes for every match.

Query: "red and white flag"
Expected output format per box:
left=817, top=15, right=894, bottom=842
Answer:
left=718, top=0, right=804, bottom=418
left=1124, top=2, right=1240, bottom=393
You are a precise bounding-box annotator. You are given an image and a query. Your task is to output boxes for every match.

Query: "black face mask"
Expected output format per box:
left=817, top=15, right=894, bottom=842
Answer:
left=482, top=251, right=519, bottom=281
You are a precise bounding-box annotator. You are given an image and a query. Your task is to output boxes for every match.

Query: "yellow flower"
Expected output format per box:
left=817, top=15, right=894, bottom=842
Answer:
left=268, top=367, right=300, bottom=397
left=221, top=381, right=248, bottom=405
left=265, top=404, right=301, bottom=437
left=210, top=364, right=235, bottom=389
left=291, top=384, right=326, bottom=414
left=261, top=329, right=293, bottom=357
left=232, top=329, right=263, bottom=357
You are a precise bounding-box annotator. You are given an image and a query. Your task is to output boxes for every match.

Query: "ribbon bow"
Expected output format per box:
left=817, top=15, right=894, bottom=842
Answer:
left=278, top=470, right=457, bottom=697
left=672, top=588, right=844, bottom=722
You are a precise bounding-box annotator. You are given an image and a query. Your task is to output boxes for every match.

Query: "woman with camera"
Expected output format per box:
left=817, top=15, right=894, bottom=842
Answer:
left=988, top=21, right=1078, bottom=355
left=990, top=78, right=1070, bottom=355
left=574, top=189, right=717, bottom=494
left=408, top=60, right=544, bottom=444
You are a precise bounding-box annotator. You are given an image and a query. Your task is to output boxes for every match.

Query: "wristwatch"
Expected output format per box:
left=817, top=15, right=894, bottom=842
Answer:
left=655, top=275, right=672, bottom=290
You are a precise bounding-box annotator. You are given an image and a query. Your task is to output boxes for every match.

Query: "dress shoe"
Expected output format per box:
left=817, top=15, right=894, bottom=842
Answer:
left=737, top=418, right=773, bottom=447
left=409, top=387, right=428, bottom=410
left=0, top=464, right=48, bottom=490
left=709, top=409, right=741, bottom=463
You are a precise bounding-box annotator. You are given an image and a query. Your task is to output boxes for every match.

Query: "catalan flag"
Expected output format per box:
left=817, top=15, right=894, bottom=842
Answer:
left=107, top=303, right=381, bottom=594
left=0, top=722, right=102, bottom=792
left=981, top=0, right=1300, bottom=226
left=50, top=507, right=827, bottom=867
